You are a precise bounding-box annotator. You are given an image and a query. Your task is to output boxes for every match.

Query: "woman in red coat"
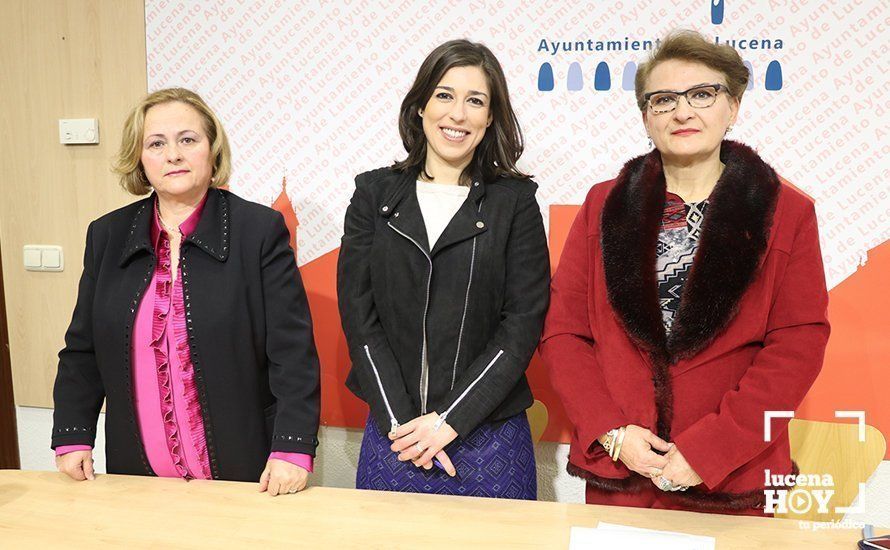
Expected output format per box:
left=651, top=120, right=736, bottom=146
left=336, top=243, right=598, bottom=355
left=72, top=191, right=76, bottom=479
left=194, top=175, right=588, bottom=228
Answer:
left=540, top=31, right=830, bottom=515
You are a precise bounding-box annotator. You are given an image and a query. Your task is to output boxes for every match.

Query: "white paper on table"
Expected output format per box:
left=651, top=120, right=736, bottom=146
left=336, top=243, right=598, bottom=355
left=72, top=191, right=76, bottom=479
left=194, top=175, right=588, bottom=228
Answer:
left=569, top=522, right=716, bottom=550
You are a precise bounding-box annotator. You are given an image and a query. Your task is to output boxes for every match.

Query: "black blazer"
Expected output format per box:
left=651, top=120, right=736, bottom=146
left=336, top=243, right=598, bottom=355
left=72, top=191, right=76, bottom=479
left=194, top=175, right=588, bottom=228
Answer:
left=52, top=188, right=320, bottom=482
left=337, top=167, right=550, bottom=437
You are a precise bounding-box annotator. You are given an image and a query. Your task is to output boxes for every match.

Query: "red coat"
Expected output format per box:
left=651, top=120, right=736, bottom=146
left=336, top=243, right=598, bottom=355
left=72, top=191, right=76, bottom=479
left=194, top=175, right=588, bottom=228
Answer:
left=540, top=141, right=830, bottom=514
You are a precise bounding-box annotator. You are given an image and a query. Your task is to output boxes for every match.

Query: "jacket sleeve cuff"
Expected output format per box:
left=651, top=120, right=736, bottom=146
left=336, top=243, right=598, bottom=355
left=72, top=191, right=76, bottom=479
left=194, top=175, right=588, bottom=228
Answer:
left=368, top=393, right=417, bottom=436
left=439, top=387, right=491, bottom=437
left=438, top=348, right=523, bottom=437
left=347, top=343, right=418, bottom=435
left=269, top=452, right=314, bottom=472
left=270, top=433, right=319, bottom=456
left=439, top=406, right=476, bottom=438
left=538, top=334, right=632, bottom=459
left=51, top=427, right=97, bottom=450
left=577, top=414, right=630, bottom=459
left=55, top=444, right=92, bottom=456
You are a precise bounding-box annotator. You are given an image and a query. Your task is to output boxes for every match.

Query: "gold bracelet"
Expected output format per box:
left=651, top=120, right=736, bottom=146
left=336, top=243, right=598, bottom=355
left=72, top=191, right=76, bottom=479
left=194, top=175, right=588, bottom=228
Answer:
left=609, top=428, right=621, bottom=461
left=611, top=426, right=627, bottom=462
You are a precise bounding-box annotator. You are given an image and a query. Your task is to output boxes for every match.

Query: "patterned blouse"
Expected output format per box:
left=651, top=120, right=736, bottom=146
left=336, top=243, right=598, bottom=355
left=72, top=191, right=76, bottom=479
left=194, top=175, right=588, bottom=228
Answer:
left=657, top=192, right=709, bottom=333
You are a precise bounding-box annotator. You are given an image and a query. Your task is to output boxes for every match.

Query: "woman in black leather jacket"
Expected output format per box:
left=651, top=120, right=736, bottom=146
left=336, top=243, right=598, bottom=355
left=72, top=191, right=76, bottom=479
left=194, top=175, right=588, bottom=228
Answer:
left=337, top=39, right=549, bottom=499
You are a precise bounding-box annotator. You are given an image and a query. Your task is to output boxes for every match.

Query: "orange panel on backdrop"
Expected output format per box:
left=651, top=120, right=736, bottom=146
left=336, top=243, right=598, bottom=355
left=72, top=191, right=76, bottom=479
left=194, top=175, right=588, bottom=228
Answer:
left=299, top=249, right=369, bottom=428
left=548, top=205, right=581, bottom=277
left=797, top=240, right=890, bottom=457
left=271, top=180, right=300, bottom=253
left=271, top=190, right=368, bottom=429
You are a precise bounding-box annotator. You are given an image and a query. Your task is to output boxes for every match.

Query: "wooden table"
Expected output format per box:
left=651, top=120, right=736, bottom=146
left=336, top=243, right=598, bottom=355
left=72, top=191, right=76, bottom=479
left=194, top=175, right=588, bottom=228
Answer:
left=0, top=470, right=868, bottom=548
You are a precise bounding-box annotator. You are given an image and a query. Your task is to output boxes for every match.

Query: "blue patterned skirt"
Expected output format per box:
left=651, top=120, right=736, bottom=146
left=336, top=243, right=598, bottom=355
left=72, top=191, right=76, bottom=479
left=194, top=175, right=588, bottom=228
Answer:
left=356, top=413, right=537, bottom=500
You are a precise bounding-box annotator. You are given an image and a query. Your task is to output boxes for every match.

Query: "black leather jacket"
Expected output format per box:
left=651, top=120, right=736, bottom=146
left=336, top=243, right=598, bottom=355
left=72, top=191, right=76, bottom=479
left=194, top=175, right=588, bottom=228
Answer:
left=337, top=167, right=550, bottom=437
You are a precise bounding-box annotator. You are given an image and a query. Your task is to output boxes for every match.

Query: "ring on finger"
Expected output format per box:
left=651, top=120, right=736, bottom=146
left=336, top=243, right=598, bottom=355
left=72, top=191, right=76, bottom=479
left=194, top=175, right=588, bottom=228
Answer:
left=656, top=476, right=675, bottom=492
left=414, top=443, right=425, bottom=454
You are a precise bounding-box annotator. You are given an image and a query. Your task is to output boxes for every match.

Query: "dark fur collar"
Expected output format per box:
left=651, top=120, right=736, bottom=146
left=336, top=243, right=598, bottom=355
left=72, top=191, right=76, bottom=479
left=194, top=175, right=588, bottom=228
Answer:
left=601, top=140, right=780, bottom=438
left=602, top=140, right=780, bottom=366
left=572, top=141, right=782, bottom=512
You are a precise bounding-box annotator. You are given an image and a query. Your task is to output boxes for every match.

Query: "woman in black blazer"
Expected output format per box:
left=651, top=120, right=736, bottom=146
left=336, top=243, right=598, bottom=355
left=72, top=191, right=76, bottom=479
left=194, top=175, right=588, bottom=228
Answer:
left=52, top=88, right=320, bottom=496
left=338, top=40, right=550, bottom=499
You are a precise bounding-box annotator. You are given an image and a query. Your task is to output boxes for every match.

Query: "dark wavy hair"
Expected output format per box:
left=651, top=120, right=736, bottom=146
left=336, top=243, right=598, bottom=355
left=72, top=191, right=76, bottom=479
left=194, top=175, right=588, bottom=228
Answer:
left=392, top=39, right=530, bottom=185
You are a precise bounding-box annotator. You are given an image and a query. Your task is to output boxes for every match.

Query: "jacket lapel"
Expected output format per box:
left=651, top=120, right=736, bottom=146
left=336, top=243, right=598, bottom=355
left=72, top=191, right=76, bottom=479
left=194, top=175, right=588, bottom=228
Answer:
left=383, top=171, right=432, bottom=254
left=184, top=188, right=230, bottom=262
left=601, top=140, right=781, bottom=365
left=118, top=188, right=232, bottom=266
left=601, top=151, right=670, bottom=363
left=118, top=197, right=155, bottom=267
left=430, top=178, right=487, bottom=257
left=383, top=169, right=490, bottom=257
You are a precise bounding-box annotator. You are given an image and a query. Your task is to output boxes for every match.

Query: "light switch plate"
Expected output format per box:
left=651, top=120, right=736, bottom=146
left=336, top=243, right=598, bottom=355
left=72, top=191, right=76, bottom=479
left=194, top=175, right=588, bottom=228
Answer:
left=42, top=248, right=62, bottom=268
left=59, top=118, right=99, bottom=145
left=23, top=245, right=64, bottom=272
left=23, top=248, right=41, bottom=268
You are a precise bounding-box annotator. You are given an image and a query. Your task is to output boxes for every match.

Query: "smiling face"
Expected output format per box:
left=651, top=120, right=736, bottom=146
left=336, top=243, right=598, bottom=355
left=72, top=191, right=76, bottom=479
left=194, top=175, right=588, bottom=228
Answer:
left=420, top=65, right=493, bottom=177
left=642, top=59, right=739, bottom=163
left=140, top=101, right=214, bottom=202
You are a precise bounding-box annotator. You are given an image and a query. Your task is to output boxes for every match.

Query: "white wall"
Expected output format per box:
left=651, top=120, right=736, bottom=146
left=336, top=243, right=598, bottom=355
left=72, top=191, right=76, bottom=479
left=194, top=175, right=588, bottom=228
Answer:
left=19, top=406, right=888, bottom=526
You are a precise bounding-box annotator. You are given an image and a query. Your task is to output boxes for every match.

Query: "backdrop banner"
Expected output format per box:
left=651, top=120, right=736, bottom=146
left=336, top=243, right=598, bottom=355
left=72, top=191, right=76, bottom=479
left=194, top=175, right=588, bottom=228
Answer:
left=146, top=0, right=889, bottom=450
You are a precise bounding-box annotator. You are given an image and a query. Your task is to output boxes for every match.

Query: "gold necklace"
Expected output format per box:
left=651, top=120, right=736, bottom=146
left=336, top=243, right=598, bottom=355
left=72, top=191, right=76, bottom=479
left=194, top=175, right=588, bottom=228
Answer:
left=157, top=211, right=181, bottom=235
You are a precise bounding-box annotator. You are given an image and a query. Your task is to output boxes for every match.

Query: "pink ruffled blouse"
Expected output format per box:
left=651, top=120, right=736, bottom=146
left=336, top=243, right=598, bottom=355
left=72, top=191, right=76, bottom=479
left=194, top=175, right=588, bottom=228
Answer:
left=57, top=195, right=312, bottom=477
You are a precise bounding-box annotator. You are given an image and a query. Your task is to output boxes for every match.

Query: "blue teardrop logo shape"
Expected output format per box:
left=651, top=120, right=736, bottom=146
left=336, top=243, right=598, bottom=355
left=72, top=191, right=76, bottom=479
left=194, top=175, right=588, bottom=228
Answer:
left=765, top=60, right=783, bottom=91
left=567, top=62, right=583, bottom=91
left=622, top=62, right=637, bottom=91
left=594, top=61, right=611, bottom=91
left=711, top=0, right=725, bottom=24
left=538, top=62, right=555, bottom=92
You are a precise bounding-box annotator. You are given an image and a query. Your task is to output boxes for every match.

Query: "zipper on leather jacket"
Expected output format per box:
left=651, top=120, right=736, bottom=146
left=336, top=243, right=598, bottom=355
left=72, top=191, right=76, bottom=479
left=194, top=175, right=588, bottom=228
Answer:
left=450, top=236, right=477, bottom=390
left=386, top=221, right=433, bottom=414
left=451, top=199, right=483, bottom=391
left=363, top=344, right=400, bottom=436
left=435, top=349, right=504, bottom=430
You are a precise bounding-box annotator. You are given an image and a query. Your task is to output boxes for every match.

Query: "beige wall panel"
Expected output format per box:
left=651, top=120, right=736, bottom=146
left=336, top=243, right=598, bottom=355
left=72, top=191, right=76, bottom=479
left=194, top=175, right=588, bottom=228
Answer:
left=0, top=0, right=147, bottom=407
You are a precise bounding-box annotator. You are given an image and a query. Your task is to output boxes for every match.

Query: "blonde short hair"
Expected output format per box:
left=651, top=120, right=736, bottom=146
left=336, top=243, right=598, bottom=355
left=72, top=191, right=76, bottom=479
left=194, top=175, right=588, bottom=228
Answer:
left=635, top=30, right=749, bottom=111
left=113, top=88, right=232, bottom=195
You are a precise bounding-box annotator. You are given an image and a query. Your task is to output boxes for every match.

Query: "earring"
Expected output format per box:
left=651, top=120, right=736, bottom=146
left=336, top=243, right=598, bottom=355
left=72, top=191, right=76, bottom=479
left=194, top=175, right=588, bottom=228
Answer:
left=418, top=108, right=423, bottom=117
left=725, top=126, right=733, bottom=135
left=647, top=136, right=653, bottom=148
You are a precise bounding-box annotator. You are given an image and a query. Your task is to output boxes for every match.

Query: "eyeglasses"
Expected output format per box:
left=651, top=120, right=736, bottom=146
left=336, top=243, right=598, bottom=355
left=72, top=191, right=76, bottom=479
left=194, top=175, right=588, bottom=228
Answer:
left=644, top=84, right=729, bottom=114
